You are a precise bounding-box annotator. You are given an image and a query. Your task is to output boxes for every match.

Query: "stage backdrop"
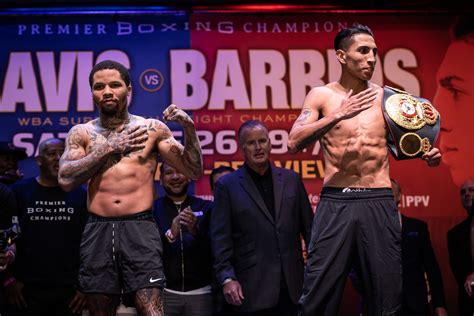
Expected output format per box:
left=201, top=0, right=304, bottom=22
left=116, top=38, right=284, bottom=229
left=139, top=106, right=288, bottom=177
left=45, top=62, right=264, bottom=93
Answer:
left=0, top=11, right=470, bottom=314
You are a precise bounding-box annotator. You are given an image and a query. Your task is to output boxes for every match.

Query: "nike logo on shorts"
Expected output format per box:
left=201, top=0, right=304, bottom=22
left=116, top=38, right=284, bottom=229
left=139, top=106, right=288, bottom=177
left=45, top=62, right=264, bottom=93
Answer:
left=149, top=277, right=162, bottom=283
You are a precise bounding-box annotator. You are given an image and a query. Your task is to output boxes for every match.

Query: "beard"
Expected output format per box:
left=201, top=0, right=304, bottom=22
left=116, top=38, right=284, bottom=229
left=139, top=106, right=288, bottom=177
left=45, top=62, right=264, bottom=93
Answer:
left=94, top=97, right=126, bottom=115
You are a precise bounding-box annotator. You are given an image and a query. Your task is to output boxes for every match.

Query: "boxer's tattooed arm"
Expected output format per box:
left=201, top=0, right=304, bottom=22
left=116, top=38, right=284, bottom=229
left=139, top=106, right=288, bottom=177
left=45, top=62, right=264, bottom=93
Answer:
left=295, top=123, right=334, bottom=152
left=152, top=118, right=202, bottom=180
left=167, top=138, right=182, bottom=154
left=182, top=124, right=203, bottom=180
left=295, top=108, right=312, bottom=124
left=59, top=125, right=114, bottom=190
left=291, top=108, right=337, bottom=151
left=148, top=120, right=158, bottom=133
left=135, top=288, right=163, bottom=316
left=149, top=119, right=172, bottom=135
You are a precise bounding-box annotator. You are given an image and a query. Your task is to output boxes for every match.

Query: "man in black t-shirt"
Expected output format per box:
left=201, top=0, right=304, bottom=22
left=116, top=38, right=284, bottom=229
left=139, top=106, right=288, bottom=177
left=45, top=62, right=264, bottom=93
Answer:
left=0, top=141, right=27, bottom=186
left=7, top=138, right=88, bottom=316
left=0, top=182, right=18, bottom=315
left=0, top=182, right=18, bottom=273
left=0, top=141, right=26, bottom=271
left=0, top=141, right=26, bottom=314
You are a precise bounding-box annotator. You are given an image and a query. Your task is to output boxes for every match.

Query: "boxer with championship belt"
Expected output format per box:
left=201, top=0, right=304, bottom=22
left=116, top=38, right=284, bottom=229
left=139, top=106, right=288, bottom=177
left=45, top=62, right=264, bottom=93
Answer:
left=289, top=24, right=442, bottom=316
left=382, top=85, right=440, bottom=160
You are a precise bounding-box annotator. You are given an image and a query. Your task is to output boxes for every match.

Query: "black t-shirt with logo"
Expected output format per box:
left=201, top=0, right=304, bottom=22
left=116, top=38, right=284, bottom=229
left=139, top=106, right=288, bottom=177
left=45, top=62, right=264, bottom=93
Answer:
left=11, top=177, right=88, bottom=287
left=0, top=182, right=17, bottom=230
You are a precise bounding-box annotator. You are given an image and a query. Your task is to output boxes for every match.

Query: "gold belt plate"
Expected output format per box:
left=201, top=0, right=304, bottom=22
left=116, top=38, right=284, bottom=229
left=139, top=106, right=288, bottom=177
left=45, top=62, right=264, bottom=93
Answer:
left=385, top=94, right=439, bottom=130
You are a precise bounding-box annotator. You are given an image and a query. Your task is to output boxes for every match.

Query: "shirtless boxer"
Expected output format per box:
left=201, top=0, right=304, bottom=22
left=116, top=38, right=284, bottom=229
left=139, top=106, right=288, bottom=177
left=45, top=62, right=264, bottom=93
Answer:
left=288, top=24, right=441, bottom=316
left=58, top=60, right=202, bottom=316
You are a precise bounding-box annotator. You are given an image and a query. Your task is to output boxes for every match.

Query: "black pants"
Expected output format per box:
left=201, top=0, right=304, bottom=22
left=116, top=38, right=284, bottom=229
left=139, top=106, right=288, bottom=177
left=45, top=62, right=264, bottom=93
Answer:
left=232, top=287, right=297, bottom=316
left=299, top=188, right=402, bottom=316
left=163, top=290, right=213, bottom=316
left=457, top=287, right=474, bottom=316
left=11, top=285, right=79, bottom=316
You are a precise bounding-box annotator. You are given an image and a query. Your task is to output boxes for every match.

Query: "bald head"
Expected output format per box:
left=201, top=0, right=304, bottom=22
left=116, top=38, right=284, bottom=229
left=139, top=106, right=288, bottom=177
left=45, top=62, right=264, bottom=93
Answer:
left=38, top=138, right=64, bottom=156
left=36, top=138, right=65, bottom=184
left=461, top=179, right=474, bottom=213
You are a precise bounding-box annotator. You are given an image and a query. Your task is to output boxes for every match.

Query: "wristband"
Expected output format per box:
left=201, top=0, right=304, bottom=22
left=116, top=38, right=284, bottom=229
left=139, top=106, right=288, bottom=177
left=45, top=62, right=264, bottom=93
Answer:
left=222, top=278, right=234, bottom=285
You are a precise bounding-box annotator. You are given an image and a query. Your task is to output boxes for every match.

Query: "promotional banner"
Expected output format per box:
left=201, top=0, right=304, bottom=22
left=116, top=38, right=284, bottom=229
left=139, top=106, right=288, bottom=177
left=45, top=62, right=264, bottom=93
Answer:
left=0, top=13, right=190, bottom=184
left=0, top=11, right=471, bottom=314
left=188, top=13, right=463, bottom=218
left=0, top=13, right=465, bottom=215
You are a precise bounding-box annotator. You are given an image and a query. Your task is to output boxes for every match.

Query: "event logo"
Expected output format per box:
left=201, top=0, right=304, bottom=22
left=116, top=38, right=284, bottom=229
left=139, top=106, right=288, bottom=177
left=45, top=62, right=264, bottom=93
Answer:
left=139, top=69, right=164, bottom=92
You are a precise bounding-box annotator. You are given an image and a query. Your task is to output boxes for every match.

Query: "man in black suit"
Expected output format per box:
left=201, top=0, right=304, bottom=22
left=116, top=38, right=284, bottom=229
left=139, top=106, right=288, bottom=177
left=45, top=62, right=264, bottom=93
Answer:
left=391, top=179, right=447, bottom=316
left=447, top=178, right=474, bottom=316
left=210, top=120, right=313, bottom=315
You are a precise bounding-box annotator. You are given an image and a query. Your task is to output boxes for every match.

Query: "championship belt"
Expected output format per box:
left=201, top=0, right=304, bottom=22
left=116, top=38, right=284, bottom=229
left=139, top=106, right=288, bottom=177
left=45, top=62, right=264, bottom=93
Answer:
left=382, top=86, right=440, bottom=160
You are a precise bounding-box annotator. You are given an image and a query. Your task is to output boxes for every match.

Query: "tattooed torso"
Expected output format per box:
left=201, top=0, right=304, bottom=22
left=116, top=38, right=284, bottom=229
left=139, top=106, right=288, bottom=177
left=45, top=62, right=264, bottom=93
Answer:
left=80, top=115, right=170, bottom=216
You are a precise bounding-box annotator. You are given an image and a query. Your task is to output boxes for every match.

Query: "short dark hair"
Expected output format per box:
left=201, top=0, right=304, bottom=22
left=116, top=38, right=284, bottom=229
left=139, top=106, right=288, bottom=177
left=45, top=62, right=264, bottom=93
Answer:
left=451, top=15, right=474, bottom=41
left=159, top=162, right=174, bottom=178
left=237, top=120, right=268, bottom=144
left=89, top=60, right=131, bottom=88
left=210, top=166, right=235, bottom=191
left=334, top=24, right=374, bottom=51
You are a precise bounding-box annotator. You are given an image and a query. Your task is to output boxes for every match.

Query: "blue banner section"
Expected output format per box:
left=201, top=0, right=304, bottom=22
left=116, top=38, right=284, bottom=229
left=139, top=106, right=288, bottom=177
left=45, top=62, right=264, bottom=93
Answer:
left=0, top=13, right=190, bottom=178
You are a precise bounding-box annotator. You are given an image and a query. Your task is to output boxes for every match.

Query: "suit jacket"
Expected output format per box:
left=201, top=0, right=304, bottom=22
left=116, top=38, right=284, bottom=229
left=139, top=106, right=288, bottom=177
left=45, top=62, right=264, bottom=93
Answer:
left=447, top=217, right=473, bottom=315
left=210, top=164, right=313, bottom=312
left=401, top=215, right=446, bottom=315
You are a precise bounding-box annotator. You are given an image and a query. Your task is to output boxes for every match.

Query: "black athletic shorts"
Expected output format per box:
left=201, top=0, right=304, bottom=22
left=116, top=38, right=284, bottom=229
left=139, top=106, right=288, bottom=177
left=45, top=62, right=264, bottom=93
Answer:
left=78, top=210, right=165, bottom=294
left=300, top=187, right=401, bottom=316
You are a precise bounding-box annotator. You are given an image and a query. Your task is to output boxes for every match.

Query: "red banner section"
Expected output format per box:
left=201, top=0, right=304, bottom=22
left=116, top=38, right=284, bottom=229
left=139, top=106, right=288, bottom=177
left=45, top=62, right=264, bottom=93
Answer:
left=187, top=13, right=463, bottom=215
left=185, top=13, right=467, bottom=314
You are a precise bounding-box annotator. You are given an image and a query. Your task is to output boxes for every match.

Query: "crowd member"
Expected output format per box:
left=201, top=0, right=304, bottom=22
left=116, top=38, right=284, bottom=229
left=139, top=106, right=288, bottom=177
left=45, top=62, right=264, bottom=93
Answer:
left=209, top=166, right=234, bottom=194
left=394, top=179, right=447, bottom=316
left=209, top=165, right=234, bottom=316
left=0, top=182, right=16, bottom=262
left=58, top=60, right=203, bottom=316
left=0, top=142, right=27, bottom=186
left=288, top=24, right=441, bottom=315
left=5, top=138, right=87, bottom=315
left=447, top=179, right=474, bottom=315
left=433, top=15, right=474, bottom=188
left=0, top=142, right=26, bottom=273
left=0, top=182, right=17, bottom=314
left=153, top=162, right=213, bottom=316
left=211, top=120, right=313, bottom=315
left=0, top=184, right=16, bottom=243
left=0, top=141, right=26, bottom=313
